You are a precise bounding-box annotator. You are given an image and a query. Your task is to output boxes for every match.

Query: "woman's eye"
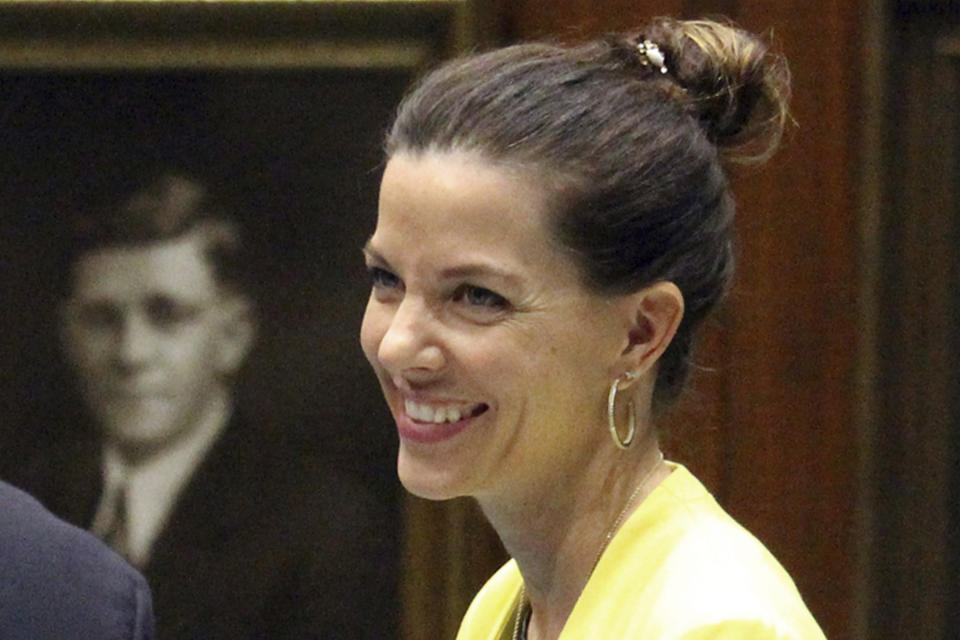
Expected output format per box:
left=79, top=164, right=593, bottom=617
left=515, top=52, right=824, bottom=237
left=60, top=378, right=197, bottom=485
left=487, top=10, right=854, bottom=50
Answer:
left=454, top=285, right=508, bottom=310
left=368, top=266, right=401, bottom=290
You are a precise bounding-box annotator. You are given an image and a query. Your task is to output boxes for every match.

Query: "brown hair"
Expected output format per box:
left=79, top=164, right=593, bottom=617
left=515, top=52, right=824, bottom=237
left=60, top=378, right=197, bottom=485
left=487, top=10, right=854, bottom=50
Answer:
left=385, top=17, right=791, bottom=404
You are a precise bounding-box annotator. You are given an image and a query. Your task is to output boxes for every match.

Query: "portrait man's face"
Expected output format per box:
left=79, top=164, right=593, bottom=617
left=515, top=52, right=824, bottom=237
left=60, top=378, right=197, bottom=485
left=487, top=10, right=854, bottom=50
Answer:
left=61, top=231, right=253, bottom=459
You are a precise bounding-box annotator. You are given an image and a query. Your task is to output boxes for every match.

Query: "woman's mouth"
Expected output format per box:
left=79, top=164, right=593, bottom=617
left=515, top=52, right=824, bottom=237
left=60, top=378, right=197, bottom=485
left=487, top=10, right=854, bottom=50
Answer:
left=398, top=399, right=489, bottom=443
left=404, top=399, right=487, bottom=423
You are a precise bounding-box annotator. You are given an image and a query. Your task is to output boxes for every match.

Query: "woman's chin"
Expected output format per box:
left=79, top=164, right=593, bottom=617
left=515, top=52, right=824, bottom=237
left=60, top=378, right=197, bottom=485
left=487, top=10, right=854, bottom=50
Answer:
left=397, top=447, right=469, bottom=501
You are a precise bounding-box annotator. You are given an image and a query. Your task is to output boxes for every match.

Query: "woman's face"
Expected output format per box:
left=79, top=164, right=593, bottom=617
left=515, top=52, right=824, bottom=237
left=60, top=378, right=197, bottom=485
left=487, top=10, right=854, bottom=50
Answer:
left=361, top=151, right=630, bottom=502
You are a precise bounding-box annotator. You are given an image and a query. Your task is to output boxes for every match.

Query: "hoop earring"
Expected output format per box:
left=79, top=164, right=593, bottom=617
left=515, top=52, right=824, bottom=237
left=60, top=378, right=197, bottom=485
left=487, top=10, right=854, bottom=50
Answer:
left=607, top=376, right=636, bottom=450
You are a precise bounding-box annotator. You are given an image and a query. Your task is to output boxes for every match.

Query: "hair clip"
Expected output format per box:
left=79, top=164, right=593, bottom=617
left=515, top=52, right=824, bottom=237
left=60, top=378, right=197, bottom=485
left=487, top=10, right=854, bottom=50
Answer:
left=637, top=39, right=668, bottom=75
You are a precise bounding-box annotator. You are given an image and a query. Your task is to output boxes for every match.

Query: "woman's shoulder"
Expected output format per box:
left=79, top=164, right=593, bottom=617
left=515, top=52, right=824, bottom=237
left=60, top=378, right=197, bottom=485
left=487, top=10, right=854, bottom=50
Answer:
left=652, top=466, right=810, bottom=598
left=581, top=465, right=827, bottom=639
left=643, top=525, right=826, bottom=639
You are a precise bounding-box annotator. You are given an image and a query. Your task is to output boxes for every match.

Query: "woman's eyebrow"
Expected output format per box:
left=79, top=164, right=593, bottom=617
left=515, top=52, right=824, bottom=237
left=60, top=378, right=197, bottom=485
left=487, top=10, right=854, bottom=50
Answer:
left=439, top=263, right=522, bottom=287
left=363, top=241, right=522, bottom=288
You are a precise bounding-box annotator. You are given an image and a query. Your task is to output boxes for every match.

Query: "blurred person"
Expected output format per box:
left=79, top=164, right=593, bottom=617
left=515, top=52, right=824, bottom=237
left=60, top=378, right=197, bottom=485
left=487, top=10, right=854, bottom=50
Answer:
left=0, top=478, right=154, bottom=639
left=10, top=173, right=397, bottom=638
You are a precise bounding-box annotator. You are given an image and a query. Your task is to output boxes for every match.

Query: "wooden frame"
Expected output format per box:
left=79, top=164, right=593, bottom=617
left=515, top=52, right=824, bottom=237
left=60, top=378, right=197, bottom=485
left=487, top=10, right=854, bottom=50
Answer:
left=0, top=2, right=492, bottom=639
left=0, top=0, right=491, bottom=69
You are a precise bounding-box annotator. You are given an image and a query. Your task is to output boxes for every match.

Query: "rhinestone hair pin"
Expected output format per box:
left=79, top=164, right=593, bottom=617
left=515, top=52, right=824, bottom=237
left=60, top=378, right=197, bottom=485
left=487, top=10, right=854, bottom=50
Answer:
left=637, top=39, right=668, bottom=74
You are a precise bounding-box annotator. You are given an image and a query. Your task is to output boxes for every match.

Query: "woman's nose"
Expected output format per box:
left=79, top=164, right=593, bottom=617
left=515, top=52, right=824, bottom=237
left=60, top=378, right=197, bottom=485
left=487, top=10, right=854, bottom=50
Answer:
left=376, top=298, right=445, bottom=376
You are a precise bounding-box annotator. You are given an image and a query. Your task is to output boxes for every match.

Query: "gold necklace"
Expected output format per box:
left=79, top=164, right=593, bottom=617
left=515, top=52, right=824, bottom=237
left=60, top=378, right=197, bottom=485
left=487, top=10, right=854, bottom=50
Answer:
left=511, top=586, right=529, bottom=640
left=510, top=450, right=665, bottom=640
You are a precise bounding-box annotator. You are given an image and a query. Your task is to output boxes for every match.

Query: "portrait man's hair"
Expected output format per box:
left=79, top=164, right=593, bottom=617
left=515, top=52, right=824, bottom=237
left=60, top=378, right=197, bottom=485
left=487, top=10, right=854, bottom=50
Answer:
left=62, top=172, right=250, bottom=297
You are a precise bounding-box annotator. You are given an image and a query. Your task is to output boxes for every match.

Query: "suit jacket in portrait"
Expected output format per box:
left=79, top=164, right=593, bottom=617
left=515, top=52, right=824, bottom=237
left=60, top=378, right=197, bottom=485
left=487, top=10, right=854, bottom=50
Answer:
left=0, top=480, right=155, bottom=639
left=6, top=415, right=400, bottom=639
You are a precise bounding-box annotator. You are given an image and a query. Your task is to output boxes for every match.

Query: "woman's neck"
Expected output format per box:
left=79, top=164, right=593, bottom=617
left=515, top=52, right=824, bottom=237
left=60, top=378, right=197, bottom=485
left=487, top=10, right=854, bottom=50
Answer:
left=476, top=435, right=666, bottom=640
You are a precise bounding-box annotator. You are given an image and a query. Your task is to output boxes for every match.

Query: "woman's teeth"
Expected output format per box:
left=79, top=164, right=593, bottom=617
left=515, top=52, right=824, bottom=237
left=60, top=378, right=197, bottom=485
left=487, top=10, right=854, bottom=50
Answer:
left=405, top=399, right=483, bottom=424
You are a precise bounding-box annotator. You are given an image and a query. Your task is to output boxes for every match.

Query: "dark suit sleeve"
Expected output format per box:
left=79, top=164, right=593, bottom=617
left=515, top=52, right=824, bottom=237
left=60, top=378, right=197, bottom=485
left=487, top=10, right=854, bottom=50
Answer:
left=132, top=570, right=157, bottom=640
left=0, top=481, right=156, bottom=640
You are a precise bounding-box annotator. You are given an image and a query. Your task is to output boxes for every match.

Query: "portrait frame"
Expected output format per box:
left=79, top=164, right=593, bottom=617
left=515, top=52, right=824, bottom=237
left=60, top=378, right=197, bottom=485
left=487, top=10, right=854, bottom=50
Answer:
left=0, top=2, right=494, bottom=639
left=0, top=0, right=492, bottom=71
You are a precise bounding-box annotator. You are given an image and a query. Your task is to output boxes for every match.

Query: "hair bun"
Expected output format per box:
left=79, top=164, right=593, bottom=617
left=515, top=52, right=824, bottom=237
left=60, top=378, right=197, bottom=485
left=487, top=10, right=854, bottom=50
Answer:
left=644, top=17, right=791, bottom=163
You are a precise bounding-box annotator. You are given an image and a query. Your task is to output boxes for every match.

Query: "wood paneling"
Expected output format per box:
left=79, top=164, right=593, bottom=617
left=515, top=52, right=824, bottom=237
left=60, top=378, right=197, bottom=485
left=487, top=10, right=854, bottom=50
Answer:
left=401, top=497, right=506, bottom=640
left=718, top=5, right=861, bottom=640
left=866, top=5, right=960, bottom=637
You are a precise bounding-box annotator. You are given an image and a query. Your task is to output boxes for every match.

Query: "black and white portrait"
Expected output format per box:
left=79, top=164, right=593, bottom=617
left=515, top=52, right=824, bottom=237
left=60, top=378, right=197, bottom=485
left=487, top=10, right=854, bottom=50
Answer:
left=0, top=2, right=477, bottom=637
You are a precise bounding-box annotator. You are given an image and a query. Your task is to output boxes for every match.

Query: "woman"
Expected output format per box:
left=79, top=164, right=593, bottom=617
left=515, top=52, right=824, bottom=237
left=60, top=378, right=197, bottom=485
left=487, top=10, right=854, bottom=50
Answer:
left=361, top=16, right=826, bottom=640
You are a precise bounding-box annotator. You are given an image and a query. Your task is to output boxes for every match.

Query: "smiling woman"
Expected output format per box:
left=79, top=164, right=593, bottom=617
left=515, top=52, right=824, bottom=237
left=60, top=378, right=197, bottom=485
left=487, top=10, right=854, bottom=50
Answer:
left=362, top=15, right=826, bottom=640
left=362, top=152, right=640, bottom=502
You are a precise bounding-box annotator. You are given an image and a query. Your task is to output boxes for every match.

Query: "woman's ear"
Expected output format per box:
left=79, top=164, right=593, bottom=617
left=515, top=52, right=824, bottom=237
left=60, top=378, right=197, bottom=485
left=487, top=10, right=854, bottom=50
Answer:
left=618, top=281, right=684, bottom=380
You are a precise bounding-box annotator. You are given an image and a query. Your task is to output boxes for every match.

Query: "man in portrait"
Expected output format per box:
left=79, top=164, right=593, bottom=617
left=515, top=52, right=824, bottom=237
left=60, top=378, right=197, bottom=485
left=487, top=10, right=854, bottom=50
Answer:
left=6, top=173, right=398, bottom=638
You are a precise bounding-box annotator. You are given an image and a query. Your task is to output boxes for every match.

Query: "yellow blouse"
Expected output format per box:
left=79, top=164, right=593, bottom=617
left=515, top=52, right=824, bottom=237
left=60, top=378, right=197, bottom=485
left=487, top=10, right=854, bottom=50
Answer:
left=455, top=464, right=827, bottom=640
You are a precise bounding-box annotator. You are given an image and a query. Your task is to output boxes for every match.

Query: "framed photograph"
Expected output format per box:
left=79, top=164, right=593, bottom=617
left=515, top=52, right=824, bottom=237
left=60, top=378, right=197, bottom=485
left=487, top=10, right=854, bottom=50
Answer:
left=0, top=1, right=489, bottom=638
